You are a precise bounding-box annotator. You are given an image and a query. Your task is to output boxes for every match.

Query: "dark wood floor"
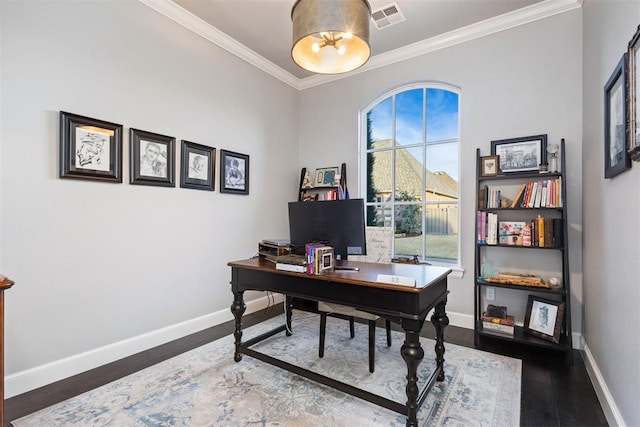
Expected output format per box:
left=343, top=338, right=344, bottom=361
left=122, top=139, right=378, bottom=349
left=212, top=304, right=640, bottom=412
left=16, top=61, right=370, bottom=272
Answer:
left=4, top=306, right=608, bottom=426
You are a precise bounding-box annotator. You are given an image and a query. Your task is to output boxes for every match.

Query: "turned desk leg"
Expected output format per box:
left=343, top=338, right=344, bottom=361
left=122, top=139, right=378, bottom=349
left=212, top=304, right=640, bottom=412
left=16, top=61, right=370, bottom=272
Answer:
left=285, top=295, right=293, bottom=336
left=401, top=330, right=424, bottom=427
left=431, top=300, right=449, bottom=382
left=230, top=290, right=246, bottom=362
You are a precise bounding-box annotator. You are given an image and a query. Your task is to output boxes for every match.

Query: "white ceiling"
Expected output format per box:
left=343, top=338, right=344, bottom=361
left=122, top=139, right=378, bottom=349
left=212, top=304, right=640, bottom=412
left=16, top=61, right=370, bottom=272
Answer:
left=141, top=0, right=581, bottom=88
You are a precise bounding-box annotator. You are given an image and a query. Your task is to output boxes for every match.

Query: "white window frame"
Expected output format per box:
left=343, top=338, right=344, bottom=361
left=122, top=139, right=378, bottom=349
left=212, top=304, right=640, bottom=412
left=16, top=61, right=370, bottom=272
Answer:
left=358, top=82, right=462, bottom=270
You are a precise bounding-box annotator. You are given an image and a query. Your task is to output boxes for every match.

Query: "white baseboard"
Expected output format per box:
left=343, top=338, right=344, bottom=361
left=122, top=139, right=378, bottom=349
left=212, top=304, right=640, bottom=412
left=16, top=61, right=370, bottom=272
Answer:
left=582, top=338, right=626, bottom=427
left=5, top=294, right=283, bottom=399
left=4, top=300, right=584, bottom=400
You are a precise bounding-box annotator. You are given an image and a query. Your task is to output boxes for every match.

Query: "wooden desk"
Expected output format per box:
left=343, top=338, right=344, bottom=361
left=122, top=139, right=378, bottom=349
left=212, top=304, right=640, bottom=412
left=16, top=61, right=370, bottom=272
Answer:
left=0, top=276, right=15, bottom=425
left=228, top=258, right=450, bottom=427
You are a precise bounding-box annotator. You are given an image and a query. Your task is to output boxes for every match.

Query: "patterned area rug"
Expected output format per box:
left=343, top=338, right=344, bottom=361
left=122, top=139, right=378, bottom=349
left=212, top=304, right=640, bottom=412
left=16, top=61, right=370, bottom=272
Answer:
left=13, top=313, right=521, bottom=426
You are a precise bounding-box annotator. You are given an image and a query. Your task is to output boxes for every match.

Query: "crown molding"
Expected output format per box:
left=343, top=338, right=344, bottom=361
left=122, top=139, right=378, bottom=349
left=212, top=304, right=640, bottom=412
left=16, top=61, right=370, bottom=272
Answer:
left=137, top=0, right=301, bottom=89
left=138, top=0, right=582, bottom=91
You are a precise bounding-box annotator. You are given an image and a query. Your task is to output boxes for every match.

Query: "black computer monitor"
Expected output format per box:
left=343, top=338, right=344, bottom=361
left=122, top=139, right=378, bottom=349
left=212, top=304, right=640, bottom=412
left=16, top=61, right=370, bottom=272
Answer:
left=288, top=198, right=367, bottom=261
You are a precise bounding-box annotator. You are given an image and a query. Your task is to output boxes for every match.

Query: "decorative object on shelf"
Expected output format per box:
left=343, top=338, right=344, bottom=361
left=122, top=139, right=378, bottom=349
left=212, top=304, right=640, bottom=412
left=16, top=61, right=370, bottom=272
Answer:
left=314, top=166, right=339, bottom=186
left=130, top=128, right=175, bottom=187
left=291, top=0, right=371, bottom=74
left=546, top=142, right=560, bottom=173
left=480, top=155, right=499, bottom=177
left=180, top=141, right=215, bottom=191
left=523, top=295, right=565, bottom=344
left=491, top=134, right=547, bottom=174
left=627, top=25, right=640, bottom=161
left=301, top=170, right=313, bottom=188
left=59, top=111, right=123, bottom=183
left=220, top=150, right=249, bottom=195
left=485, top=272, right=550, bottom=288
left=604, top=53, right=631, bottom=178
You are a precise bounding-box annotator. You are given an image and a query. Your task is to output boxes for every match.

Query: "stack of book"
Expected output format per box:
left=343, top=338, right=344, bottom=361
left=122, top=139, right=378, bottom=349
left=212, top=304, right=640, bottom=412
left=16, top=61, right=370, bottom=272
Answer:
left=275, top=253, right=307, bottom=273
left=305, top=243, right=334, bottom=275
left=482, top=304, right=515, bottom=336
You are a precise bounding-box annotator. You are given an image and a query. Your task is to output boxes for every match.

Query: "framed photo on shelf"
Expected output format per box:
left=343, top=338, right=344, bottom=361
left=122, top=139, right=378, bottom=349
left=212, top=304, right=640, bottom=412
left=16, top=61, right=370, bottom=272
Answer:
left=627, top=24, right=640, bottom=161
left=315, top=166, right=339, bottom=186
left=491, top=134, right=547, bottom=174
left=604, top=53, right=631, bottom=178
left=59, top=111, right=123, bottom=182
left=130, top=128, right=175, bottom=187
left=480, top=155, right=499, bottom=177
left=180, top=141, right=215, bottom=191
left=523, top=295, right=564, bottom=344
left=220, top=150, right=249, bottom=194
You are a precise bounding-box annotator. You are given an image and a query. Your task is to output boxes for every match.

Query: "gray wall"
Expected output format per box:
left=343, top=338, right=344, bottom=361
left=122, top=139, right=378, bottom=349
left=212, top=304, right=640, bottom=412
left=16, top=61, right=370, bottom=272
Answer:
left=0, top=0, right=298, bottom=396
left=298, top=10, right=584, bottom=331
left=582, top=1, right=640, bottom=426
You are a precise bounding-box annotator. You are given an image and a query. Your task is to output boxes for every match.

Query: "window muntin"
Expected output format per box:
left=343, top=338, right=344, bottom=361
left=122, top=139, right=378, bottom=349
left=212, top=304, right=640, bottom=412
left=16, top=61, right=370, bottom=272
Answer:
left=362, top=84, right=460, bottom=264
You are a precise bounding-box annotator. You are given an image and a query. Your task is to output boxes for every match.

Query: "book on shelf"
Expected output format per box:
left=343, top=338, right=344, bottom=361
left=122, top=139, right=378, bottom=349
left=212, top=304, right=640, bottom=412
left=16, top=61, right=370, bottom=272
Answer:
left=482, top=315, right=515, bottom=336
left=510, top=177, right=563, bottom=209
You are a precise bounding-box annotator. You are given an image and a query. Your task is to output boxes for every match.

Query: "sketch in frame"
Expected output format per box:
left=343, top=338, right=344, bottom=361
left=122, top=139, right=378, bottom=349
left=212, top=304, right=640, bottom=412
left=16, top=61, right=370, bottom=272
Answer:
left=480, top=155, right=499, bottom=177
left=180, top=140, right=215, bottom=191
left=220, top=150, right=249, bottom=194
left=523, top=295, right=565, bottom=344
left=604, top=54, right=630, bottom=178
left=491, top=135, right=547, bottom=174
left=315, top=166, right=339, bottom=186
left=59, top=111, right=123, bottom=182
left=130, top=128, right=175, bottom=187
left=628, top=24, right=640, bottom=161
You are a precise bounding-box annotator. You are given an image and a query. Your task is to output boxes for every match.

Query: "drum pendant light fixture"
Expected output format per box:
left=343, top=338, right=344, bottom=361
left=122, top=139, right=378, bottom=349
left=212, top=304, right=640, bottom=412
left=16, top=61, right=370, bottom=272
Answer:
left=291, top=0, right=371, bottom=74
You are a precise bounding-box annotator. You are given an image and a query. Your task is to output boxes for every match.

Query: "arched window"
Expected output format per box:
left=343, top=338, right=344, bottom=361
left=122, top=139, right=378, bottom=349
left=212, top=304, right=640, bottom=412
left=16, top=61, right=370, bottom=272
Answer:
left=360, top=83, right=460, bottom=265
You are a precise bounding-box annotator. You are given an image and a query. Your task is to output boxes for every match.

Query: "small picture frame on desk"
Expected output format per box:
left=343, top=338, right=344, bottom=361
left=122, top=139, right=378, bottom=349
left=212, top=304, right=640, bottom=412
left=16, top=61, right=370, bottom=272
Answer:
left=523, top=295, right=564, bottom=344
left=481, top=155, right=499, bottom=177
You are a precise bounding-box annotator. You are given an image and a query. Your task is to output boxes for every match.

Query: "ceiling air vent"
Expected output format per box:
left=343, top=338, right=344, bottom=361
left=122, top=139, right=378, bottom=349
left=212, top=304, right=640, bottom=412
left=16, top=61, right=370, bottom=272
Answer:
left=371, top=2, right=406, bottom=30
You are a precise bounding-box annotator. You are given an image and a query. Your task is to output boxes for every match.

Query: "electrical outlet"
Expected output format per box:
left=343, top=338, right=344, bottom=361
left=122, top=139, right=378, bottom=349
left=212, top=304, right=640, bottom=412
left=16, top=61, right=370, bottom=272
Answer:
left=486, top=287, right=495, bottom=301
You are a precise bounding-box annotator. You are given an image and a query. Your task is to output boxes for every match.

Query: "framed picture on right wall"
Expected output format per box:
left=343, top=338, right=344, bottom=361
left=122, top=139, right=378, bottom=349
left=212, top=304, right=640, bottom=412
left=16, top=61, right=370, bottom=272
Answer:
left=628, top=24, right=640, bottom=161
left=604, top=53, right=631, bottom=178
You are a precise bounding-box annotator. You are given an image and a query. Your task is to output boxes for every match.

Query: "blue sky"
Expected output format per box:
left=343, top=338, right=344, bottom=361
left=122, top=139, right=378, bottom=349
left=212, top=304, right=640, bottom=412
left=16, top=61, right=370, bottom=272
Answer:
left=369, top=88, right=459, bottom=180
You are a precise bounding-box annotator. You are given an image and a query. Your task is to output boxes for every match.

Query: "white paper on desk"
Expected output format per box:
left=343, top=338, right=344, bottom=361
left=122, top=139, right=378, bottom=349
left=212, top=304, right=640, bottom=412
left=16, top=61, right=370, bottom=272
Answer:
left=376, top=274, right=416, bottom=287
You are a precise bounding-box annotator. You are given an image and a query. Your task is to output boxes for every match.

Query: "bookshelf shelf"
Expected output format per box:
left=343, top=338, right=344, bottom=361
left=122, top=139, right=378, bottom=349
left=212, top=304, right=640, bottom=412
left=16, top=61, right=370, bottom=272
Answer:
left=474, top=140, right=573, bottom=364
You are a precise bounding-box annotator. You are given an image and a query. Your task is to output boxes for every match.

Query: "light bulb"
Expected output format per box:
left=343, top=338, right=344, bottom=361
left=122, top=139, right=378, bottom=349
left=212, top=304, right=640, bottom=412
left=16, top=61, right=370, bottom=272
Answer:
left=312, top=43, right=320, bottom=53
left=343, top=32, right=353, bottom=39
left=337, top=45, right=346, bottom=55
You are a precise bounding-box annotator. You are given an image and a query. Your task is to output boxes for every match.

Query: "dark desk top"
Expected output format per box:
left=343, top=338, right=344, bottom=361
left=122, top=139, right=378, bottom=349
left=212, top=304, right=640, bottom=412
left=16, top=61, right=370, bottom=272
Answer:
left=228, top=258, right=451, bottom=293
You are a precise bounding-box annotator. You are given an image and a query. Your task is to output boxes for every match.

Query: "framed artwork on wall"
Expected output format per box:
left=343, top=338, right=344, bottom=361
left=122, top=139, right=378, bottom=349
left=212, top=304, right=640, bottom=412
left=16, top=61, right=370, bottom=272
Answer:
left=180, top=141, right=215, bottom=191
left=628, top=24, right=640, bottom=161
left=220, top=150, right=249, bottom=194
left=59, top=111, right=123, bottom=183
left=491, top=135, right=547, bottom=174
left=130, top=128, right=175, bottom=187
left=604, top=54, right=630, bottom=179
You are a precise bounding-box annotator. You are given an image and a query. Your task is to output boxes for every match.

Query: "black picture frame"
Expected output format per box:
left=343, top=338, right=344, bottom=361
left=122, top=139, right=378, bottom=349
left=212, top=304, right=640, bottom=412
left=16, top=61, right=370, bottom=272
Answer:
left=220, top=150, right=249, bottom=195
left=180, top=141, right=215, bottom=191
left=130, top=128, right=175, bottom=187
left=491, top=134, right=547, bottom=174
left=480, top=155, right=499, bottom=177
left=523, top=295, right=564, bottom=344
left=628, top=25, right=640, bottom=161
left=59, top=111, right=123, bottom=182
left=604, top=54, right=631, bottom=178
